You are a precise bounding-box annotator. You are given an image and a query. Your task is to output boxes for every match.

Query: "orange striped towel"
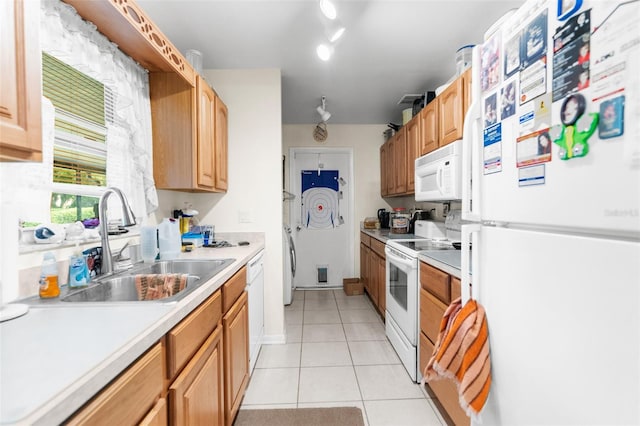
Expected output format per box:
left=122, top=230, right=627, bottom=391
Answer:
left=135, top=274, right=188, bottom=301
left=422, top=297, right=491, bottom=421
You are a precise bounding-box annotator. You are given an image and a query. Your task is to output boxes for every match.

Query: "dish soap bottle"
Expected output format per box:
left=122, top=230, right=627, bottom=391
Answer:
left=68, top=243, right=89, bottom=289
left=39, top=252, right=60, bottom=298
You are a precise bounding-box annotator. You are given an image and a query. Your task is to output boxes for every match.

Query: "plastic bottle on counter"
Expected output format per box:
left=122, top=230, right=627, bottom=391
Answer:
left=158, top=218, right=181, bottom=260
left=391, top=207, right=410, bottom=234
left=140, top=225, right=159, bottom=263
left=39, top=252, right=60, bottom=298
left=68, top=243, right=89, bottom=289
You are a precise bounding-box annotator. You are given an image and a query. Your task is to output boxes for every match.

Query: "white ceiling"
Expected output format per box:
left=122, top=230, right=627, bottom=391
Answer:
left=137, top=0, right=524, bottom=124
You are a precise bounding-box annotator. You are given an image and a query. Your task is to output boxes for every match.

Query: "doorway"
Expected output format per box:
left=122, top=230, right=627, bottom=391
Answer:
left=288, top=147, right=354, bottom=288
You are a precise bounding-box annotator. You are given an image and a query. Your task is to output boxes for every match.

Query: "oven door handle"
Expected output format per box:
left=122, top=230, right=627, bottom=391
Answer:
left=385, top=246, right=415, bottom=268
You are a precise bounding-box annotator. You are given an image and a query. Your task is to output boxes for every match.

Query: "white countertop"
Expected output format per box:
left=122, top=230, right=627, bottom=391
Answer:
left=0, top=236, right=264, bottom=425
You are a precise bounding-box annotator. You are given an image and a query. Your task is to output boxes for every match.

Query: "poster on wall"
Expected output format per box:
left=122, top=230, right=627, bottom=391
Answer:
left=301, top=170, right=339, bottom=229
left=522, top=9, right=548, bottom=68
left=552, top=9, right=591, bottom=101
left=481, top=34, right=502, bottom=93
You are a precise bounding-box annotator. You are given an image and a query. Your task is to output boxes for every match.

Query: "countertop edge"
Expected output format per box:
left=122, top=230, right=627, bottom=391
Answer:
left=11, top=242, right=265, bottom=426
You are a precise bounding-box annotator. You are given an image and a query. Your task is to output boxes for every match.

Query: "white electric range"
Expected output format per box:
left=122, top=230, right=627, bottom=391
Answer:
left=385, top=214, right=460, bottom=382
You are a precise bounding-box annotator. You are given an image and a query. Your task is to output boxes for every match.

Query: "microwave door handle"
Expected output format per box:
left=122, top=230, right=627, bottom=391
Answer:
left=436, top=164, right=444, bottom=195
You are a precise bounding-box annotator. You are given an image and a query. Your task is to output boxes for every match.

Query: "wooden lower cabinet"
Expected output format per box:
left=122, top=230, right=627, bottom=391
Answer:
left=223, top=291, right=249, bottom=426
left=66, top=343, right=165, bottom=425
left=420, top=333, right=469, bottom=426
left=419, top=260, right=469, bottom=426
left=66, top=267, right=251, bottom=426
left=169, top=325, right=224, bottom=426
left=140, top=398, right=168, bottom=426
left=360, top=233, right=386, bottom=318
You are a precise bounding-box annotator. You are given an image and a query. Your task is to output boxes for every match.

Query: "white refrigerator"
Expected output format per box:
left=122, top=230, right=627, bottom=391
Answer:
left=460, top=0, right=640, bottom=424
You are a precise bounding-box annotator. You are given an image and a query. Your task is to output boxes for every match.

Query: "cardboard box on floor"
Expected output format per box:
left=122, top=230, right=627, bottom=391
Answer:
left=343, top=278, right=363, bottom=296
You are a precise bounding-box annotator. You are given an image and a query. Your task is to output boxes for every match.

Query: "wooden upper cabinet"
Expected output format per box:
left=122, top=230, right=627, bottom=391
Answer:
left=462, top=67, right=473, bottom=118
left=197, top=77, right=216, bottom=189
left=405, top=117, right=420, bottom=193
left=0, top=0, right=42, bottom=162
left=394, top=128, right=407, bottom=194
left=214, top=95, right=228, bottom=191
left=386, top=136, right=395, bottom=195
left=419, top=100, right=438, bottom=156
left=150, top=74, right=228, bottom=192
left=63, top=0, right=195, bottom=85
left=379, top=142, right=388, bottom=197
left=438, top=77, right=465, bottom=147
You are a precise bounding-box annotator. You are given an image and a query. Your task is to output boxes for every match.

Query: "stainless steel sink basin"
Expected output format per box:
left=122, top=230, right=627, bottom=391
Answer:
left=60, top=258, right=235, bottom=304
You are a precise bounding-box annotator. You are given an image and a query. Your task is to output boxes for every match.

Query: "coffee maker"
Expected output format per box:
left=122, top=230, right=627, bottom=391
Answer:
left=377, top=209, right=390, bottom=229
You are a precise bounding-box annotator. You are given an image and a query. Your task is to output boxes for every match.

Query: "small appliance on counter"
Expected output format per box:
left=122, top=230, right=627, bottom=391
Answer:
left=377, top=208, right=390, bottom=229
left=408, top=210, right=430, bottom=234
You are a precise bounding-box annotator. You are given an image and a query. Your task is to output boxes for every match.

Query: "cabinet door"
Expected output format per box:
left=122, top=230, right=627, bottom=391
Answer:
left=0, top=0, right=42, bottom=162
left=223, top=291, right=249, bottom=426
left=214, top=95, right=228, bottom=191
left=197, top=77, right=216, bottom=189
left=380, top=142, right=388, bottom=197
left=394, top=128, right=407, bottom=194
left=169, top=326, right=225, bottom=426
left=438, top=77, right=464, bottom=146
left=367, top=246, right=378, bottom=307
left=462, top=67, right=472, bottom=118
left=386, top=136, right=395, bottom=195
left=405, top=118, right=420, bottom=193
left=376, top=253, right=386, bottom=318
left=139, top=398, right=168, bottom=426
left=419, top=100, right=438, bottom=155
left=360, top=243, right=369, bottom=294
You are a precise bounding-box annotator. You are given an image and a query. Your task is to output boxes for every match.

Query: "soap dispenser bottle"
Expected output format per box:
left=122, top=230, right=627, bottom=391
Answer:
left=68, top=243, right=89, bottom=289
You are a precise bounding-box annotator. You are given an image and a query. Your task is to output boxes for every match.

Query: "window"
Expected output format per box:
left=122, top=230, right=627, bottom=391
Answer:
left=42, top=53, right=113, bottom=224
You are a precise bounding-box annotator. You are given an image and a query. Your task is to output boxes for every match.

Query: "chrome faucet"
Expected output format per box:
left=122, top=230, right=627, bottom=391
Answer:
left=98, top=187, right=137, bottom=275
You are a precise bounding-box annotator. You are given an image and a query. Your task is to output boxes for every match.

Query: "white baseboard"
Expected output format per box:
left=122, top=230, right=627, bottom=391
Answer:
left=262, top=333, right=286, bottom=344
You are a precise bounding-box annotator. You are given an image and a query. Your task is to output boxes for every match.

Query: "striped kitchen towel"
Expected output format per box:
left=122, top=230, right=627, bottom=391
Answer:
left=423, top=297, right=491, bottom=421
left=135, top=274, right=188, bottom=301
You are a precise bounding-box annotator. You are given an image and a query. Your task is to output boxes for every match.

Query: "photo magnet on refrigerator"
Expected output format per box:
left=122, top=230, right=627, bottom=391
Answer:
left=553, top=93, right=599, bottom=160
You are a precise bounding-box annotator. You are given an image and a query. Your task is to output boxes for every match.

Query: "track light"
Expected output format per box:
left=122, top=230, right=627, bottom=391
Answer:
left=319, top=0, right=337, bottom=20
left=317, top=96, right=331, bottom=122
left=329, top=26, right=346, bottom=43
left=316, top=44, right=333, bottom=61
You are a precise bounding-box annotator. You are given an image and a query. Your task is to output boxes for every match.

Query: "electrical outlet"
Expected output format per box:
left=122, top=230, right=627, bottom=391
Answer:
left=238, top=210, right=252, bottom=223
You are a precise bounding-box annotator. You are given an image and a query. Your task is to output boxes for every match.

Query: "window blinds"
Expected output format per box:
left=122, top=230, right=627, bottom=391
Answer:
left=42, top=53, right=107, bottom=186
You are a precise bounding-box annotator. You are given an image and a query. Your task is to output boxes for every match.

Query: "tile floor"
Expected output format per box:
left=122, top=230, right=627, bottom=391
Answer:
left=238, top=289, right=447, bottom=426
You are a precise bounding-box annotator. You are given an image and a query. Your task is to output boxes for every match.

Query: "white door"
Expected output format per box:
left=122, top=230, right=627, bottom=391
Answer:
left=288, top=148, right=353, bottom=288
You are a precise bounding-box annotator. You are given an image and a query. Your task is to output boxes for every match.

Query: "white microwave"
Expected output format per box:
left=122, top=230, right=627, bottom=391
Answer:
left=414, top=140, right=463, bottom=201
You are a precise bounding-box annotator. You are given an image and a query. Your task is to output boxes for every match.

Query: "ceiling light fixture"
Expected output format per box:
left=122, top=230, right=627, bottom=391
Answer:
left=329, top=27, right=345, bottom=43
left=319, top=0, right=337, bottom=20
left=316, top=96, right=331, bottom=122
left=316, top=44, right=333, bottom=61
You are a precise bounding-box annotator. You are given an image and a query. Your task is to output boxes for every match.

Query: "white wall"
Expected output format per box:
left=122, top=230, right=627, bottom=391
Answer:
left=157, top=69, right=285, bottom=342
left=283, top=124, right=389, bottom=276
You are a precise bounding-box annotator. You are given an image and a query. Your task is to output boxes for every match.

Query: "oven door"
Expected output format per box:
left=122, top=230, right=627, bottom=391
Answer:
left=384, top=244, right=418, bottom=346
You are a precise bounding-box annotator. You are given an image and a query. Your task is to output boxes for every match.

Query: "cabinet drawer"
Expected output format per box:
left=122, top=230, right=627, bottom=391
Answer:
left=420, top=288, right=447, bottom=344
left=370, top=238, right=386, bottom=258
left=420, top=262, right=450, bottom=304
left=67, top=343, right=164, bottom=425
left=360, top=232, right=371, bottom=247
left=223, top=266, right=247, bottom=313
left=451, top=276, right=462, bottom=302
left=167, top=289, right=222, bottom=379
left=421, top=335, right=470, bottom=426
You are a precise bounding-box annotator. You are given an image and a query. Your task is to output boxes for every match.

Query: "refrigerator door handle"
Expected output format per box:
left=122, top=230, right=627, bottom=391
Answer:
left=461, top=223, right=480, bottom=305
left=462, top=46, right=482, bottom=223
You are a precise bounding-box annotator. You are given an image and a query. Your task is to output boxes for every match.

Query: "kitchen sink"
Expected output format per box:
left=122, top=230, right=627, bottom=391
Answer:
left=59, top=258, right=235, bottom=304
